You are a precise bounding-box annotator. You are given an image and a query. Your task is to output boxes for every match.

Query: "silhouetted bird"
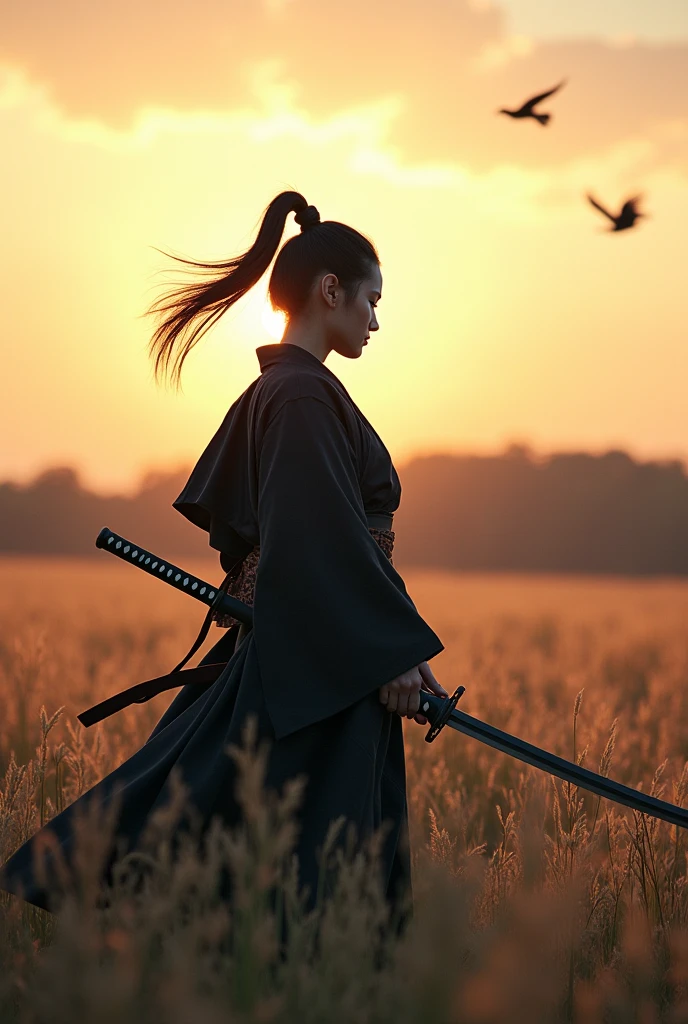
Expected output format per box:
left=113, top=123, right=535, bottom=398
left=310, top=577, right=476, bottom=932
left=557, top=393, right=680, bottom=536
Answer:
left=499, top=81, right=566, bottom=126
left=587, top=194, right=644, bottom=232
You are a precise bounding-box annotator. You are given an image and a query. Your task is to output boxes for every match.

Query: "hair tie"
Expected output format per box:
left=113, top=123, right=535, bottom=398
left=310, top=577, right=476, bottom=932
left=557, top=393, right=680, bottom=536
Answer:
left=295, top=205, right=321, bottom=231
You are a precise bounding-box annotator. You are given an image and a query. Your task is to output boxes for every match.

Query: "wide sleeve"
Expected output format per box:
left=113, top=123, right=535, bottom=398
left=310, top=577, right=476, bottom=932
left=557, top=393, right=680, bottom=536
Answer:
left=252, top=395, right=443, bottom=738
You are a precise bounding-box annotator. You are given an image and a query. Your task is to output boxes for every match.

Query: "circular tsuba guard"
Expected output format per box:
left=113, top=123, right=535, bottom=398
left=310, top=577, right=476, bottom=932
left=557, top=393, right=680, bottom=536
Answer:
left=425, top=685, right=466, bottom=743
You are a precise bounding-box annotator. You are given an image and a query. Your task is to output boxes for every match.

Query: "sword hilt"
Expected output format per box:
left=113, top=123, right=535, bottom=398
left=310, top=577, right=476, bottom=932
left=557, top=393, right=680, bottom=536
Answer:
left=95, top=527, right=253, bottom=627
left=421, top=686, right=465, bottom=743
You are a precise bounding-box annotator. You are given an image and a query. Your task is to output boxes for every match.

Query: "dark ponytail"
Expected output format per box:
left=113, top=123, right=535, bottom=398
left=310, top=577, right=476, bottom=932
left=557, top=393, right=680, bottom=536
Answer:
left=147, top=190, right=378, bottom=386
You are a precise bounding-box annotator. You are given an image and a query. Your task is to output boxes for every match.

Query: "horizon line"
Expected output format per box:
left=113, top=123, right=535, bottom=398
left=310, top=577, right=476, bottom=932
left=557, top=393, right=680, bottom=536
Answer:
left=3, top=441, right=688, bottom=498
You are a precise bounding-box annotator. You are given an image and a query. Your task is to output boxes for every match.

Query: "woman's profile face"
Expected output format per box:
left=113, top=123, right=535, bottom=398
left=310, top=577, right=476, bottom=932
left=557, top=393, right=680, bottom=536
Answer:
left=328, top=263, right=382, bottom=360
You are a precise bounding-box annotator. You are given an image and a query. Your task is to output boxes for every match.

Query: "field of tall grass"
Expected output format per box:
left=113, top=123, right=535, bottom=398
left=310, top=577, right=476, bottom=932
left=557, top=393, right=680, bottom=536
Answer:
left=2, top=557, right=688, bottom=1022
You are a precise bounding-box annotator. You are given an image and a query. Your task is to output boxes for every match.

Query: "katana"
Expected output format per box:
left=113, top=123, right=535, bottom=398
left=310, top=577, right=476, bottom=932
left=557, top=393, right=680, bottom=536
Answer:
left=87, top=527, right=688, bottom=831
left=419, top=688, right=688, bottom=830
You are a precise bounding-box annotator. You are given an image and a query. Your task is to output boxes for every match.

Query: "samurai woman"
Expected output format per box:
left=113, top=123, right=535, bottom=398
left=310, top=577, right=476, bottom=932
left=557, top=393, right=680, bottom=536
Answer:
left=1, top=190, right=445, bottom=918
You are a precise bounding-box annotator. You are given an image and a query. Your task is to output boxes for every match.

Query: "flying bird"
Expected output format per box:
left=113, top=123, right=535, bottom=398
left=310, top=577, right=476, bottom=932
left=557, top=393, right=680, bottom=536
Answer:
left=498, top=81, right=566, bottom=126
left=586, top=194, right=645, bottom=232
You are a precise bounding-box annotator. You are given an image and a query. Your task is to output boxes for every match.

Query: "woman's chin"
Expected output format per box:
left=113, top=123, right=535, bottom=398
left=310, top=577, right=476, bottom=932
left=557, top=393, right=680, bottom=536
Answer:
left=335, top=342, right=365, bottom=360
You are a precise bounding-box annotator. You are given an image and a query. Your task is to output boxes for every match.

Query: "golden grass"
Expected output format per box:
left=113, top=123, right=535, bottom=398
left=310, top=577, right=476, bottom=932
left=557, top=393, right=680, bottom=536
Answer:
left=2, top=558, right=688, bottom=1021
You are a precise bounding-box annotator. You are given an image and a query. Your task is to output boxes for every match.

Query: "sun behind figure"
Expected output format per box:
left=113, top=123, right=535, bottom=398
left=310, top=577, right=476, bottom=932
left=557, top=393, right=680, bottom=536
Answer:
left=261, top=303, right=286, bottom=341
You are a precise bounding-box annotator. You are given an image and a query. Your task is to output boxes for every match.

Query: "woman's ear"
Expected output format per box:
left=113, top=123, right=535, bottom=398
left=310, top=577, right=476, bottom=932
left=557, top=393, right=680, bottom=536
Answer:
left=320, top=273, right=339, bottom=309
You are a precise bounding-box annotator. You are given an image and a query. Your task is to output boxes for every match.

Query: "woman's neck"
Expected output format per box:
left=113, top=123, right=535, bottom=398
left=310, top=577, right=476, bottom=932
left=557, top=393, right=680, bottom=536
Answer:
left=280, top=320, right=331, bottom=363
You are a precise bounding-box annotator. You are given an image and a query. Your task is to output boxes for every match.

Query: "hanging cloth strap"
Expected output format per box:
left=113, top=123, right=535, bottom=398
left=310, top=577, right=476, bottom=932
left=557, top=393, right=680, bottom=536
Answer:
left=78, top=567, right=240, bottom=728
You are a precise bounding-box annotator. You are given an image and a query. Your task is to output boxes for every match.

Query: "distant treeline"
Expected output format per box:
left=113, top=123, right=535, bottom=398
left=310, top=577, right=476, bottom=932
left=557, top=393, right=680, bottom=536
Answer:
left=0, top=467, right=204, bottom=560
left=394, top=446, right=688, bottom=575
left=1, top=447, right=687, bottom=574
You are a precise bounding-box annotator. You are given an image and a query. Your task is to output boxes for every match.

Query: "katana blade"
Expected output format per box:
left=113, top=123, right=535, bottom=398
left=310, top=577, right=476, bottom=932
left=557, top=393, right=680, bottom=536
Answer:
left=421, top=690, right=688, bottom=830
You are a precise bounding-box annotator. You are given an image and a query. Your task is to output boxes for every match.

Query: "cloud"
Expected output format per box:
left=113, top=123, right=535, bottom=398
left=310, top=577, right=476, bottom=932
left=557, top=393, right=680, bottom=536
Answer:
left=1, top=56, right=680, bottom=238
left=0, top=0, right=501, bottom=123
left=0, top=0, right=263, bottom=124
left=1, top=0, right=687, bottom=176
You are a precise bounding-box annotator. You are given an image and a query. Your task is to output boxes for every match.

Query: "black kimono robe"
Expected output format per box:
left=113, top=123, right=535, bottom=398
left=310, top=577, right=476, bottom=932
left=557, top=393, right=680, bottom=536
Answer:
left=1, top=343, right=443, bottom=914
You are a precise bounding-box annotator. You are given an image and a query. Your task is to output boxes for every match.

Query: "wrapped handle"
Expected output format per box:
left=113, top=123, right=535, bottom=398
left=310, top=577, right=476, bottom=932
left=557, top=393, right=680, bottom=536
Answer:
left=95, top=527, right=253, bottom=626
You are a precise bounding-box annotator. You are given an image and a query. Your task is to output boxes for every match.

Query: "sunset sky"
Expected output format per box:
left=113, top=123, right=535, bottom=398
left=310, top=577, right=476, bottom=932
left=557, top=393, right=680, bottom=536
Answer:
left=1, top=0, right=687, bottom=493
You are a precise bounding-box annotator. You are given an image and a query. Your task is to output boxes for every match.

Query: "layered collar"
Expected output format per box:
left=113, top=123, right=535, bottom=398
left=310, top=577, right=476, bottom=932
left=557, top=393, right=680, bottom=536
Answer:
left=256, top=343, right=342, bottom=386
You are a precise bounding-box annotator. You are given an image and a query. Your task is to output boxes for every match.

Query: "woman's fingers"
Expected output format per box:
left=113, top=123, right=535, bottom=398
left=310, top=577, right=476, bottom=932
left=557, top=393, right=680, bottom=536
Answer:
left=398, top=686, right=422, bottom=718
left=419, top=661, right=448, bottom=698
left=379, top=668, right=424, bottom=717
left=380, top=683, right=399, bottom=713
left=406, top=689, right=421, bottom=719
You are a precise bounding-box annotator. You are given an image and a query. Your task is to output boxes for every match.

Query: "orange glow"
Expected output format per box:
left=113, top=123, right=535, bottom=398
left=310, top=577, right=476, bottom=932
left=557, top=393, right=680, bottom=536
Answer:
left=261, top=304, right=286, bottom=342
left=0, top=6, right=687, bottom=492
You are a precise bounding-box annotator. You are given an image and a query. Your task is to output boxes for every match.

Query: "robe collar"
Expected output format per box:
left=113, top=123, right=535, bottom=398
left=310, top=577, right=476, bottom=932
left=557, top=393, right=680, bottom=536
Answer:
left=256, top=343, right=342, bottom=386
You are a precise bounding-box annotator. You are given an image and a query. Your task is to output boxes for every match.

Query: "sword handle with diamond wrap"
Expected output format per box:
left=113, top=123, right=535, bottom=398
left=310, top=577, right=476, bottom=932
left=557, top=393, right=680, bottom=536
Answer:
left=95, top=527, right=253, bottom=626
